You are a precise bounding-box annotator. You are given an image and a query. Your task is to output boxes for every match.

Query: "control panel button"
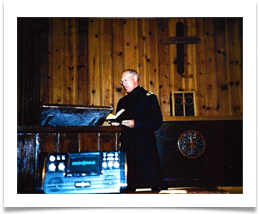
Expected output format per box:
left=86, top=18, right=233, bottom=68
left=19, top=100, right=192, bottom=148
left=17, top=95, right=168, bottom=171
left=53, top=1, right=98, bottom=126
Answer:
left=48, top=163, right=56, bottom=172
left=102, top=162, right=108, bottom=168
left=49, top=155, right=56, bottom=162
left=114, top=161, right=120, bottom=168
left=58, top=162, right=65, bottom=171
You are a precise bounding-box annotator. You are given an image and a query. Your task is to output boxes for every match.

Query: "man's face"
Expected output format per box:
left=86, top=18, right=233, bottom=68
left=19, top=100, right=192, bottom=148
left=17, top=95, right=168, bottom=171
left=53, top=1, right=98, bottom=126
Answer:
left=121, top=71, right=138, bottom=93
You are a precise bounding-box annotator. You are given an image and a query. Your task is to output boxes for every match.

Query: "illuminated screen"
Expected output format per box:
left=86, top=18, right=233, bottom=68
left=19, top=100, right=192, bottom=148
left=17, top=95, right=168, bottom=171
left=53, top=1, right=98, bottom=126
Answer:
left=69, top=153, right=101, bottom=173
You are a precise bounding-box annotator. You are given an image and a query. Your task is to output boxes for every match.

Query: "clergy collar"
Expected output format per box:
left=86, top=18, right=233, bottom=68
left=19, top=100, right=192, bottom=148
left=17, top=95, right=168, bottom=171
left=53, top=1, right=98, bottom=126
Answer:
left=127, top=85, right=142, bottom=95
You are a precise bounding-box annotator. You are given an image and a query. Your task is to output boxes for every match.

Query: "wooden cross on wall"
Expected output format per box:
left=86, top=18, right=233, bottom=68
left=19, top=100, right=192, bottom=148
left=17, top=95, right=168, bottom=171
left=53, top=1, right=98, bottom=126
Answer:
left=162, top=22, right=200, bottom=75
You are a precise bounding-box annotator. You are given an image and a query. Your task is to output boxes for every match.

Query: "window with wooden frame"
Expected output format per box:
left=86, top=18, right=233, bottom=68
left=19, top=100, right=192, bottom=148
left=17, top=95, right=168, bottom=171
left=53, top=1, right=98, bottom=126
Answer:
left=172, top=91, right=196, bottom=116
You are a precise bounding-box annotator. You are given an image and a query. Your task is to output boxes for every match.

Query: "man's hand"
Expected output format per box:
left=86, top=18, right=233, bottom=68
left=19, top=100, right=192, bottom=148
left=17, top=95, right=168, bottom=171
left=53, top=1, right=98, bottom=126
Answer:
left=121, top=120, right=135, bottom=128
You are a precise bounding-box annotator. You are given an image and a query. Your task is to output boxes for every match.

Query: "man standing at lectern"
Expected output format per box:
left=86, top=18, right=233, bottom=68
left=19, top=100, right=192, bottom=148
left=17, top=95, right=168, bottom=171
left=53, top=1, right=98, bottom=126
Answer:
left=112, top=69, right=163, bottom=192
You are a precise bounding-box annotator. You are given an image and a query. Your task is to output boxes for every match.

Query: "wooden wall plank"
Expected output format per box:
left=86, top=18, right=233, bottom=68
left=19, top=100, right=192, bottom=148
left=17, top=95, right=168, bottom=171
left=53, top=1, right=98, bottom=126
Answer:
left=77, top=18, right=89, bottom=105
left=88, top=18, right=101, bottom=105
left=238, top=18, right=243, bottom=116
left=133, top=19, right=139, bottom=73
left=186, top=18, right=197, bottom=92
left=185, top=18, right=197, bottom=116
left=40, top=19, right=50, bottom=105
left=158, top=18, right=171, bottom=116
left=100, top=133, right=117, bottom=151
left=112, top=19, right=124, bottom=113
left=225, top=18, right=243, bottom=116
left=195, top=18, right=206, bottom=116
left=123, top=18, right=135, bottom=70
left=147, top=19, right=159, bottom=96
left=123, top=18, right=131, bottom=68
left=38, top=133, right=58, bottom=153
left=59, top=133, right=79, bottom=153
left=183, top=19, right=189, bottom=90
left=79, top=133, right=98, bottom=152
left=100, top=19, right=113, bottom=106
left=137, top=18, right=148, bottom=89
left=50, top=18, right=66, bottom=104
left=214, top=18, right=229, bottom=116
left=64, top=18, right=70, bottom=104
left=48, top=19, right=54, bottom=104
left=202, top=18, right=218, bottom=116
left=169, top=18, right=185, bottom=92
left=70, top=18, right=79, bottom=104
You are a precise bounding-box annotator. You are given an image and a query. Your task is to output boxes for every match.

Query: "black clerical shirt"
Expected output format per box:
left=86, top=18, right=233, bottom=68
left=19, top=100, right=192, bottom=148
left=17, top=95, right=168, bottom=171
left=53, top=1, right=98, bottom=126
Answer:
left=116, top=85, right=163, bottom=189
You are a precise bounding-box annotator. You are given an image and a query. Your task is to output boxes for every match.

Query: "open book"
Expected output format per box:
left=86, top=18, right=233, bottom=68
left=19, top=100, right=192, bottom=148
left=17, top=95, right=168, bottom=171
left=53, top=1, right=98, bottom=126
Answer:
left=106, top=109, right=125, bottom=123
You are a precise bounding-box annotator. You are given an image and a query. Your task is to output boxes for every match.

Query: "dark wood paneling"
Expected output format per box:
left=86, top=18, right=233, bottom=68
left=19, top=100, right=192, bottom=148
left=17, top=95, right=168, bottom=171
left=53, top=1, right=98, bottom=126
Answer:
left=155, top=120, right=242, bottom=187
left=59, top=133, right=79, bottom=153
left=17, top=126, right=121, bottom=193
left=100, top=132, right=118, bottom=151
left=17, top=119, right=242, bottom=193
left=79, top=133, right=99, bottom=152
left=18, top=18, right=49, bottom=125
left=17, top=133, right=37, bottom=193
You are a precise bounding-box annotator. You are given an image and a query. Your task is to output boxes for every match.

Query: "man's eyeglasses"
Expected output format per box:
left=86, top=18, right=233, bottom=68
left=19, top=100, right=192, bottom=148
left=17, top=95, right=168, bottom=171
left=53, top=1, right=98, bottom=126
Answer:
left=120, top=75, right=135, bottom=85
